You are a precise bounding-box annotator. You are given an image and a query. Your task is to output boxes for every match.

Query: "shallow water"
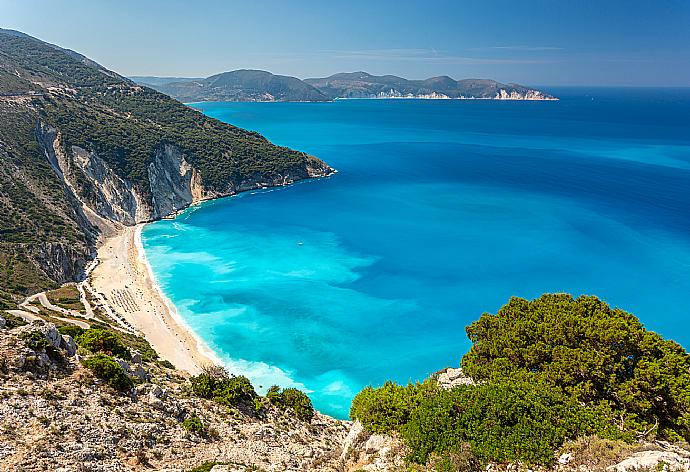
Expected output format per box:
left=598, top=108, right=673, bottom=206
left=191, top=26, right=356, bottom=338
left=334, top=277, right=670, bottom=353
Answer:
left=143, top=88, right=690, bottom=418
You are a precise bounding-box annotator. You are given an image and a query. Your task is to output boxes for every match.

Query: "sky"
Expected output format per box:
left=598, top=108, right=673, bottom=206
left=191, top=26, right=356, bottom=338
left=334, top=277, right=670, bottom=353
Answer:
left=1, top=0, right=689, bottom=86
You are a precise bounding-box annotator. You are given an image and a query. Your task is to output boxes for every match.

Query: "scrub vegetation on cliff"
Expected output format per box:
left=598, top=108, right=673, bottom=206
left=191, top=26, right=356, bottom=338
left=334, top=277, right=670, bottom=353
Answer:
left=350, top=294, right=690, bottom=467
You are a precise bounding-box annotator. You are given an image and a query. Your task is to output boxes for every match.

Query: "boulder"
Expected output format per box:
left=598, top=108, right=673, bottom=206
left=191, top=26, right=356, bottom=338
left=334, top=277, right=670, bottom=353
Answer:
left=435, top=367, right=474, bottom=389
left=608, top=450, right=690, bottom=471
left=60, top=334, right=77, bottom=357
left=114, top=358, right=130, bottom=372
left=130, top=350, right=142, bottom=364
left=0, top=314, right=6, bottom=329
left=131, top=364, right=149, bottom=382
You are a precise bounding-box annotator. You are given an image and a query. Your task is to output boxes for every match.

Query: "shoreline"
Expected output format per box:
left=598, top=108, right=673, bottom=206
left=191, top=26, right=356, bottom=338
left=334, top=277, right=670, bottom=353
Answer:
left=89, top=224, right=218, bottom=374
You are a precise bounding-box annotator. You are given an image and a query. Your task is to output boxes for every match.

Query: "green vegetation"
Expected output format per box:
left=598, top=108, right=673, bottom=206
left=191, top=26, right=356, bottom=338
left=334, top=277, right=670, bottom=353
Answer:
left=19, top=329, right=63, bottom=361
left=351, top=294, right=690, bottom=467
left=182, top=414, right=205, bottom=435
left=57, top=324, right=85, bottom=339
left=402, top=380, right=619, bottom=465
left=350, top=380, right=438, bottom=434
left=76, top=328, right=131, bottom=359
left=189, top=367, right=258, bottom=409
left=462, top=294, right=690, bottom=441
left=188, top=462, right=228, bottom=472
left=2, top=311, right=28, bottom=329
left=81, top=353, right=133, bottom=391
left=266, top=386, right=315, bottom=422
left=189, top=368, right=315, bottom=421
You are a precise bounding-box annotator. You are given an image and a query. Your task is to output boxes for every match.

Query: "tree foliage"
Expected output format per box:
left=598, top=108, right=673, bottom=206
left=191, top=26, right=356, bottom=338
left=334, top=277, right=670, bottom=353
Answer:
left=461, top=293, right=690, bottom=441
left=266, top=386, right=315, bottom=422
left=82, top=353, right=133, bottom=391
left=351, top=294, right=690, bottom=467
left=189, top=367, right=258, bottom=409
left=76, top=328, right=131, bottom=360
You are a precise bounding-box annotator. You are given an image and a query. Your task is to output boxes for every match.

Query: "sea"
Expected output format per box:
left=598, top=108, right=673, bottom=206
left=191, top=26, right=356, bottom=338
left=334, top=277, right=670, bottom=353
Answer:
left=141, top=88, right=690, bottom=418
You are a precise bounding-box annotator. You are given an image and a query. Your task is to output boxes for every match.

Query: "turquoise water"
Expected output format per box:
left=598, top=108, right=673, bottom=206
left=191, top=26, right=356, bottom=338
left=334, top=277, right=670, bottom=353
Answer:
left=142, top=89, right=690, bottom=418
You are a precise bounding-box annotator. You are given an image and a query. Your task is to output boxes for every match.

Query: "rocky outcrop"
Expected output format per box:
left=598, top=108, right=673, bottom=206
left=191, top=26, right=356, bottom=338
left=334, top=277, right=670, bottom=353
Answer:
left=434, top=367, right=474, bottom=389
left=28, top=241, right=91, bottom=284
left=0, top=320, right=349, bottom=472
left=607, top=448, right=690, bottom=472
left=37, top=122, right=333, bottom=229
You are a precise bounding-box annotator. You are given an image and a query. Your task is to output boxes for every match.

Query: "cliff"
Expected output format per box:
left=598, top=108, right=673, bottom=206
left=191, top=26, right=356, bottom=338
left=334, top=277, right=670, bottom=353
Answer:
left=134, top=70, right=557, bottom=102
left=305, top=72, right=557, bottom=100
left=0, top=29, right=333, bottom=306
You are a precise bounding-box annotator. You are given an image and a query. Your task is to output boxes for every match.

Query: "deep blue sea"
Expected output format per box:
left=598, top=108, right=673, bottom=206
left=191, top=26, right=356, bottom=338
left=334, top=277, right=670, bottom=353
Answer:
left=142, top=88, right=690, bottom=418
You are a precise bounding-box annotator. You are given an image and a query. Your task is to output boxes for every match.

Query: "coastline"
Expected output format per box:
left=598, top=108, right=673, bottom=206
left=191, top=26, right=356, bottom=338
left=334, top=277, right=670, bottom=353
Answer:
left=89, top=224, right=219, bottom=374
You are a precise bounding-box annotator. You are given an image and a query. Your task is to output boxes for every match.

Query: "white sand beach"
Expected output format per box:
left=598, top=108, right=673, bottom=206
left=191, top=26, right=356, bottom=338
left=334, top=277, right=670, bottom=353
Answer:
left=89, top=224, right=216, bottom=374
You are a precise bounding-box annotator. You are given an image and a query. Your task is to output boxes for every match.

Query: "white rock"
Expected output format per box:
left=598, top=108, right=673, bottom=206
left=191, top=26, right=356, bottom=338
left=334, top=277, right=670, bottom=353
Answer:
left=436, top=367, right=474, bottom=389
left=340, top=420, right=365, bottom=459
left=608, top=451, right=690, bottom=471
left=558, top=452, right=573, bottom=465
left=0, top=314, right=6, bottom=329
left=364, top=434, right=388, bottom=453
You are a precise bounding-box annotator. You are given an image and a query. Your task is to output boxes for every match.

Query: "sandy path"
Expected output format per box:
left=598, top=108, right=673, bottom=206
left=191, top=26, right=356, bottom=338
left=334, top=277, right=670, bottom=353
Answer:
left=89, top=225, right=215, bottom=374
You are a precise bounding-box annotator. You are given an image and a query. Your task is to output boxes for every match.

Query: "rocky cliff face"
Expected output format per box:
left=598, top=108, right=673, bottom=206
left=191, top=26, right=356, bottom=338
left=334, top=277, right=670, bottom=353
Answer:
left=37, top=122, right=332, bottom=229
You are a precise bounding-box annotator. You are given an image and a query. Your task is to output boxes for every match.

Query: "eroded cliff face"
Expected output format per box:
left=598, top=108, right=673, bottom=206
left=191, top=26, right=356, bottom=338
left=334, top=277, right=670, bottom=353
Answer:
left=37, top=122, right=333, bottom=230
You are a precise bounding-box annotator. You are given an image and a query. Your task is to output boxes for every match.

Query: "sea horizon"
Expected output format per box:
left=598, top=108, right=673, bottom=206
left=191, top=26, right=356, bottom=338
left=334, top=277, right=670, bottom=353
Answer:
left=142, top=87, right=690, bottom=418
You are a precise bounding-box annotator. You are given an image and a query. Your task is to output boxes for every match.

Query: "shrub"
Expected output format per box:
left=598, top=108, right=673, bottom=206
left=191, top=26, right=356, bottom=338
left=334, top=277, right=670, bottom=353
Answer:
left=76, top=328, right=131, bottom=360
left=182, top=414, right=205, bottom=435
left=401, top=381, right=619, bottom=466
left=189, top=367, right=257, bottom=408
left=350, top=379, right=439, bottom=434
left=267, top=386, right=315, bottom=422
left=158, top=359, right=175, bottom=370
left=2, top=311, right=27, bottom=329
left=81, top=353, right=133, bottom=391
left=58, top=324, right=84, bottom=339
left=461, top=294, right=690, bottom=441
left=188, top=462, right=227, bottom=472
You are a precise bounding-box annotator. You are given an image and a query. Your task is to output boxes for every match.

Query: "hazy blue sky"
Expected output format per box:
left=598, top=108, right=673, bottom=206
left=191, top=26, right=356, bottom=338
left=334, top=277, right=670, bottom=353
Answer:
left=2, top=0, right=689, bottom=86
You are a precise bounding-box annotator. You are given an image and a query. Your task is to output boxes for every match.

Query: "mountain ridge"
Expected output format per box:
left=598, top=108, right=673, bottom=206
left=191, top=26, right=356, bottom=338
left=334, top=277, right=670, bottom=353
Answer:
left=134, top=69, right=557, bottom=102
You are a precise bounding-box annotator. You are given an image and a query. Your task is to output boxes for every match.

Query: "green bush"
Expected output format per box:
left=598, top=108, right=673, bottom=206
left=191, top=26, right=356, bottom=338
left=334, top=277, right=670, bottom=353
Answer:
left=189, top=368, right=257, bottom=408
left=461, top=294, right=690, bottom=441
left=182, top=414, right=205, bottom=435
left=81, top=353, right=133, bottom=391
left=76, top=328, right=131, bottom=360
left=2, top=311, right=27, bottom=328
left=58, top=324, right=85, bottom=339
left=267, top=386, right=315, bottom=422
left=350, top=379, right=439, bottom=434
left=158, top=359, right=176, bottom=370
left=188, top=462, right=227, bottom=472
left=401, top=381, right=619, bottom=466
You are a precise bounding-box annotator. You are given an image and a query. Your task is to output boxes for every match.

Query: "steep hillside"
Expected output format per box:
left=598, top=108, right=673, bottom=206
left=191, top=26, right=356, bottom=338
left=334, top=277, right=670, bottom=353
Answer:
left=149, top=70, right=329, bottom=102
left=0, top=29, right=333, bottom=308
left=305, top=71, right=556, bottom=100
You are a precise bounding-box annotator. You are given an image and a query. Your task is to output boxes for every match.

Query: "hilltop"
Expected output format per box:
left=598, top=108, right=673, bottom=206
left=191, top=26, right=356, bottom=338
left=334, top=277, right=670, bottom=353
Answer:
left=133, top=70, right=556, bottom=102
left=142, top=70, right=329, bottom=102
left=0, top=29, right=332, bottom=308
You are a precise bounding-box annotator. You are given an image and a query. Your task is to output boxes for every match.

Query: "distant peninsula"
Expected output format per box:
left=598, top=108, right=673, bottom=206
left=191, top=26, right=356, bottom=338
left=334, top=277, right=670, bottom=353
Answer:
left=132, top=70, right=557, bottom=102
